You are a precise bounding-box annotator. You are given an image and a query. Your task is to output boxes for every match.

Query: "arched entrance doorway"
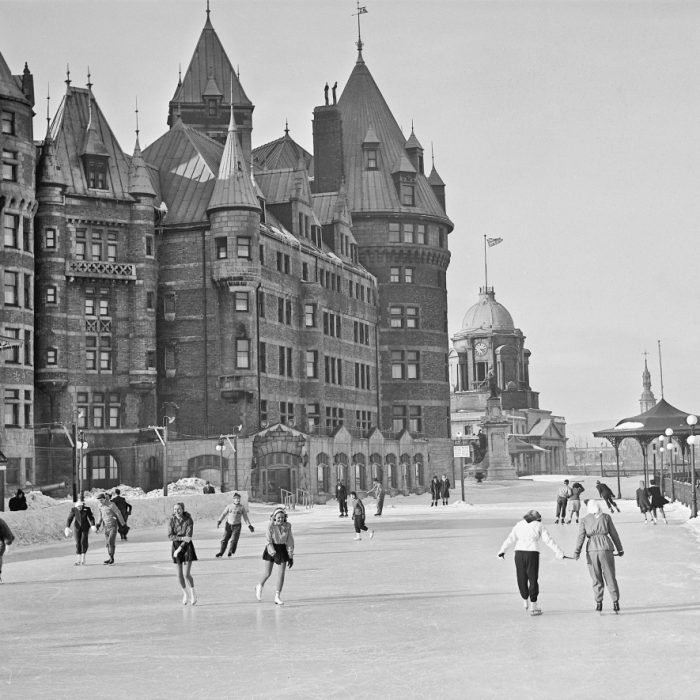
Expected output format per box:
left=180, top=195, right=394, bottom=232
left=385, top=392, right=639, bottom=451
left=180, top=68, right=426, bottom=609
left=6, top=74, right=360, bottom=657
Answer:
left=252, top=424, right=307, bottom=501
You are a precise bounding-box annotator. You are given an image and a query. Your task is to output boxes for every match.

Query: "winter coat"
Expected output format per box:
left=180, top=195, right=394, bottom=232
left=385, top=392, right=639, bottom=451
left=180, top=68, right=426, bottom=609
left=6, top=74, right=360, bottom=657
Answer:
left=110, top=495, right=132, bottom=520
left=647, top=485, right=668, bottom=508
left=636, top=488, right=652, bottom=512
left=498, top=519, right=564, bottom=558
left=67, top=506, right=95, bottom=531
left=596, top=483, right=614, bottom=499
left=336, top=483, right=347, bottom=501
left=168, top=513, right=194, bottom=543
left=573, top=513, right=622, bottom=557
left=430, top=479, right=441, bottom=498
left=265, top=520, right=295, bottom=558
left=440, top=478, right=451, bottom=498
left=96, top=502, right=125, bottom=530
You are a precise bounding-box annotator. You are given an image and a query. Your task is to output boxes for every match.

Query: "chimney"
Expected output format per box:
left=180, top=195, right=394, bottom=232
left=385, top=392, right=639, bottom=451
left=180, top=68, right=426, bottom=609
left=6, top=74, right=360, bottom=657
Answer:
left=312, top=105, right=344, bottom=193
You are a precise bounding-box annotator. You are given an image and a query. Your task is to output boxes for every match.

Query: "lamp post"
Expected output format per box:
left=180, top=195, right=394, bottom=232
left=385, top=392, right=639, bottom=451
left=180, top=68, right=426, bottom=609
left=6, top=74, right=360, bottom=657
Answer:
left=665, top=428, right=676, bottom=501
left=658, top=435, right=666, bottom=492
left=456, top=432, right=466, bottom=502
left=77, top=430, right=88, bottom=498
left=686, top=414, right=698, bottom=518
left=599, top=450, right=603, bottom=477
left=216, top=437, right=226, bottom=493
left=652, top=442, right=657, bottom=483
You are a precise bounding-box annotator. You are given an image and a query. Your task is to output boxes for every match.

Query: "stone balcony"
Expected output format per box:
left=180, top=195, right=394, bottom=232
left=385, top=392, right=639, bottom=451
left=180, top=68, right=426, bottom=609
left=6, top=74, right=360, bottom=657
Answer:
left=211, top=259, right=261, bottom=287
left=129, top=371, right=157, bottom=393
left=35, top=369, right=69, bottom=394
left=218, top=374, right=256, bottom=402
left=66, top=260, right=137, bottom=282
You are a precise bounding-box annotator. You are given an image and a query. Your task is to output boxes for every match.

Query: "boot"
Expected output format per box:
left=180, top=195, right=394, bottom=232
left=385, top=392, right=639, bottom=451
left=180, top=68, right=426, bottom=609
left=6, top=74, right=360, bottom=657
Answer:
left=74, top=555, right=81, bottom=566
left=354, top=534, right=361, bottom=540
left=80, top=554, right=86, bottom=565
left=274, top=591, right=284, bottom=606
left=595, top=601, right=603, bottom=612
left=182, top=589, right=188, bottom=605
left=255, top=583, right=263, bottom=601
left=215, top=552, right=223, bottom=558
left=613, top=601, right=620, bottom=612
left=189, top=586, right=197, bottom=606
left=530, top=601, right=542, bottom=616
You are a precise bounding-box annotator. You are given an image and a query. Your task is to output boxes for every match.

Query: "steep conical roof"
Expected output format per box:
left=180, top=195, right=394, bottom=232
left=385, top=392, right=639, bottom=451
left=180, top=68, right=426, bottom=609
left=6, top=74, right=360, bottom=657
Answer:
left=128, top=135, right=156, bottom=197
left=428, top=164, right=445, bottom=186
left=208, top=108, right=259, bottom=212
left=172, top=12, right=250, bottom=107
left=337, top=59, right=451, bottom=222
left=37, top=127, right=66, bottom=187
left=405, top=129, right=422, bottom=150
left=0, top=50, right=28, bottom=103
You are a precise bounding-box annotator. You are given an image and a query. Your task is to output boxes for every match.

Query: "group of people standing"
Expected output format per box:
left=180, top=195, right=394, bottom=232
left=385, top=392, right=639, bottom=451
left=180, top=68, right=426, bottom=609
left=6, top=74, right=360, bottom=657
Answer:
left=430, top=475, right=451, bottom=506
left=635, top=479, right=669, bottom=524
left=499, top=498, right=624, bottom=615
left=555, top=479, right=623, bottom=523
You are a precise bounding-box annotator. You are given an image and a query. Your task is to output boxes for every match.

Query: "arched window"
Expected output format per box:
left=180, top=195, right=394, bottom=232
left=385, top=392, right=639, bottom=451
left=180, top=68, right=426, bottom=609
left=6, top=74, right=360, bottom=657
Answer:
left=370, top=453, right=382, bottom=483
left=414, top=454, right=424, bottom=487
left=385, top=453, right=397, bottom=489
left=316, top=452, right=330, bottom=493
left=353, top=453, right=366, bottom=491
left=334, top=452, right=348, bottom=484
left=401, top=453, right=412, bottom=489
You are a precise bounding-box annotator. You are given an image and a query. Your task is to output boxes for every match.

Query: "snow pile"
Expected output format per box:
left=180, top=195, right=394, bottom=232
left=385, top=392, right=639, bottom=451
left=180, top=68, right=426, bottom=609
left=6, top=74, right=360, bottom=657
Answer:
left=24, top=490, right=65, bottom=509
left=144, top=477, right=209, bottom=499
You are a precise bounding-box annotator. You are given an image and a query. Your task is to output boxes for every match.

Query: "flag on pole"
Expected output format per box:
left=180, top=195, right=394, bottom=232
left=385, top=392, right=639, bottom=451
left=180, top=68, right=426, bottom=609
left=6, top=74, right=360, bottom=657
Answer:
left=486, top=237, right=503, bottom=247
left=358, top=5, right=368, bottom=13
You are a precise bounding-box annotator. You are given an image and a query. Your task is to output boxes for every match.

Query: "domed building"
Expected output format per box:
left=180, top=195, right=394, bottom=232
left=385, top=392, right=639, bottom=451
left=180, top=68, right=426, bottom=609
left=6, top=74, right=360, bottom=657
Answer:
left=449, top=286, right=567, bottom=476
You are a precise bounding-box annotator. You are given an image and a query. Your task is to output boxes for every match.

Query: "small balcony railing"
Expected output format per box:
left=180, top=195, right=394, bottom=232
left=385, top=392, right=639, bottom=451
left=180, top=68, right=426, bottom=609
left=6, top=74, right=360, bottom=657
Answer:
left=211, top=259, right=261, bottom=286
left=66, top=260, right=137, bottom=282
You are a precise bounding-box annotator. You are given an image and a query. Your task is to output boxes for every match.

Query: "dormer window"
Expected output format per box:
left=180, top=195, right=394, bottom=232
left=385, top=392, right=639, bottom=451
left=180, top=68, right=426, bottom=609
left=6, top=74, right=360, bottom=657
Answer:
left=365, top=148, right=378, bottom=170
left=208, top=99, right=218, bottom=117
left=400, top=183, right=415, bottom=206
left=85, top=157, right=108, bottom=190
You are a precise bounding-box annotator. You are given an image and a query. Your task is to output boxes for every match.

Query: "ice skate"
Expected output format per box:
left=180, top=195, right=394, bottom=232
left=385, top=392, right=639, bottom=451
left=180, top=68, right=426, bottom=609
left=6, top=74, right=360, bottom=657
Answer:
left=182, top=590, right=188, bottom=605
left=189, top=587, right=197, bottom=606
left=369, top=530, right=374, bottom=539
left=566, top=519, right=571, bottom=524
left=613, top=601, right=620, bottom=614
left=274, top=592, right=284, bottom=606
left=523, top=599, right=529, bottom=611
left=530, top=602, right=542, bottom=616
left=255, top=583, right=263, bottom=601
left=354, top=534, right=361, bottom=540
left=595, top=601, right=603, bottom=613
left=215, top=552, right=223, bottom=558
left=80, top=554, right=86, bottom=565
left=74, top=556, right=81, bottom=566
left=555, top=518, right=559, bottom=524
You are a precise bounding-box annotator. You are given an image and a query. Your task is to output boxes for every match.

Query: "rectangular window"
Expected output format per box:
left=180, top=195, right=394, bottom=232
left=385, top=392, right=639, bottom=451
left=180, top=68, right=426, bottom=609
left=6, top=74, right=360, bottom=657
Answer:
left=46, top=286, right=57, bottom=304
left=365, top=148, right=378, bottom=170
left=259, top=244, right=265, bottom=265
left=416, top=224, right=426, bottom=245
left=146, top=235, right=154, bottom=257
left=4, top=213, right=19, bottom=248
left=93, top=405, right=104, bottom=429
left=4, top=271, right=18, bottom=305
left=85, top=298, right=96, bottom=316
left=280, top=401, right=294, bottom=425
left=1, top=111, right=15, bottom=135
left=407, top=351, right=420, bottom=379
left=400, top=183, right=415, bottom=206
left=109, top=405, right=120, bottom=429
left=23, top=274, right=32, bottom=309
left=98, top=298, right=109, bottom=316
left=24, top=329, right=31, bottom=365
left=260, top=399, right=268, bottom=423
left=165, top=346, right=176, bottom=376
left=46, top=347, right=58, bottom=365
left=390, top=306, right=403, bottom=328
left=259, top=342, right=267, bottom=373
left=391, top=351, right=404, bottom=379
left=216, top=237, right=228, bottom=259
left=276, top=251, right=283, bottom=271
left=45, top=227, right=56, bottom=249
left=237, top=236, right=251, bottom=259
left=404, top=267, right=414, bottom=284
left=278, top=297, right=284, bottom=323
left=24, top=390, right=31, bottom=427
left=99, top=349, right=112, bottom=371
left=76, top=240, right=86, bottom=261
left=4, top=328, right=20, bottom=363
left=236, top=339, right=250, bottom=369
left=147, top=350, right=156, bottom=369
left=304, top=303, right=316, bottom=328
left=146, top=291, right=155, bottom=310
left=278, top=346, right=293, bottom=377
left=285, top=299, right=292, bottom=325
left=392, top=405, right=406, bottom=433
left=409, top=406, right=422, bottom=433
left=164, top=294, right=176, bottom=317
left=305, top=350, right=318, bottom=378
left=390, top=267, right=400, bottom=283
left=406, top=306, right=419, bottom=328
left=302, top=262, right=309, bottom=281
left=234, top=291, right=249, bottom=312
left=283, top=254, right=290, bottom=274
left=23, top=218, right=31, bottom=252
left=402, top=223, right=414, bottom=243
left=4, top=389, right=20, bottom=427
left=2, top=150, right=17, bottom=182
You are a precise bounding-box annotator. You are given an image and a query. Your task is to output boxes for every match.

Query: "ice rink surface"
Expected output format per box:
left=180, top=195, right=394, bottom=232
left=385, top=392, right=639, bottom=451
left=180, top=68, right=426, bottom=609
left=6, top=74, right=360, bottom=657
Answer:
left=3, top=477, right=700, bottom=699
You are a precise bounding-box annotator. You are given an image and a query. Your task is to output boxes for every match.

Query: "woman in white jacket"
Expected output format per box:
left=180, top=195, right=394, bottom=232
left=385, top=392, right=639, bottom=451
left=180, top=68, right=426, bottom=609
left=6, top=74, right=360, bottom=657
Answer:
left=497, top=509, right=564, bottom=616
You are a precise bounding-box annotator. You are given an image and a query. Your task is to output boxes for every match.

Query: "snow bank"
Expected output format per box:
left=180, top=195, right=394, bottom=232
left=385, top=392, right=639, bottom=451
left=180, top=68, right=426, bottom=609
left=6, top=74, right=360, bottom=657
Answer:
left=1, top=483, right=248, bottom=547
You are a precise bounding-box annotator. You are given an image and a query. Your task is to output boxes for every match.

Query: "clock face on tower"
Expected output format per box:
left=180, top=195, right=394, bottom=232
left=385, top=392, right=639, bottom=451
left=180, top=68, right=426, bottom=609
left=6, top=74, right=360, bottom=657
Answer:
left=475, top=341, right=488, bottom=357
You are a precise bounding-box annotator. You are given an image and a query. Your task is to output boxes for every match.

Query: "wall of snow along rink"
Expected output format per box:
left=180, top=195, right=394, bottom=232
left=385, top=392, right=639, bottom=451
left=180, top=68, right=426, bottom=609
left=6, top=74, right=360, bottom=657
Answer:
left=2, top=485, right=248, bottom=547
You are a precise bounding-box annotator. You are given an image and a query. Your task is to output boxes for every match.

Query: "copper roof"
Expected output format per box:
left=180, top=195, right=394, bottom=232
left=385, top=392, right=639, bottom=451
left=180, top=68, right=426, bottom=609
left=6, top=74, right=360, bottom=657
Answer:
left=128, top=136, right=156, bottom=197
left=0, top=50, right=27, bottom=103
left=37, top=130, right=66, bottom=188
left=255, top=169, right=297, bottom=205
left=337, top=60, right=452, bottom=225
left=428, top=165, right=445, bottom=187
left=172, top=15, right=251, bottom=107
left=405, top=129, right=423, bottom=150
left=143, top=119, right=222, bottom=224
left=50, top=87, right=131, bottom=198
left=253, top=132, right=313, bottom=175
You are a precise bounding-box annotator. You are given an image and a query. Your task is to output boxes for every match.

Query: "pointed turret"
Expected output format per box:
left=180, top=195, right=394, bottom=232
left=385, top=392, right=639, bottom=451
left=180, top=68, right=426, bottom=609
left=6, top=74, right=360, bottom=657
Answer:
left=208, top=107, right=259, bottom=213
left=0, top=50, right=30, bottom=104
left=128, top=136, right=156, bottom=198
left=405, top=127, right=424, bottom=174
left=37, top=125, right=66, bottom=188
left=639, top=357, right=657, bottom=413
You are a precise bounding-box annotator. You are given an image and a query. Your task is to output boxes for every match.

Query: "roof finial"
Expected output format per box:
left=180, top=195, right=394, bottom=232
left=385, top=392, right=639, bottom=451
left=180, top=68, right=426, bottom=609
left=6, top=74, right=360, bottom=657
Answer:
left=206, top=0, right=210, bottom=20
left=178, top=64, right=182, bottom=86
left=431, top=141, right=435, bottom=168
left=228, top=74, right=236, bottom=132
left=353, top=1, right=368, bottom=61
left=86, top=66, right=92, bottom=92
left=65, top=63, right=71, bottom=88
left=46, top=84, right=51, bottom=133
left=135, top=96, right=140, bottom=138
left=284, top=119, right=289, bottom=137
left=411, top=119, right=414, bottom=133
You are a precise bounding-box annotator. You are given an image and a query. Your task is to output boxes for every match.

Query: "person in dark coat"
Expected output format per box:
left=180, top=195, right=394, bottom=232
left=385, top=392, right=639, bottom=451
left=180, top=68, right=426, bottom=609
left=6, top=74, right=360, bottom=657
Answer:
left=336, top=479, right=348, bottom=517
left=110, top=488, right=132, bottom=541
left=595, top=480, right=620, bottom=513
left=0, top=517, right=15, bottom=583
left=573, top=499, right=624, bottom=612
left=350, top=492, right=373, bottom=540
left=440, top=474, right=451, bottom=506
left=636, top=480, right=654, bottom=523
left=430, top=475, right=441, bottom=507
left=646, top=479, right=668, bottom=524
left=169, top=502, right=197, bottom=605
left=8, top=489, right=27, bottom=511
left=202, top=481, right=215, bottom=494
left=65, top=499, right=96, bottom=565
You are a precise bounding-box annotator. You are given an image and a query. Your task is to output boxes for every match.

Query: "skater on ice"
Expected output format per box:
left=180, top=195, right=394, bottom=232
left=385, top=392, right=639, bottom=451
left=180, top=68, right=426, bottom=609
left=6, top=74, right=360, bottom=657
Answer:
left=646, top=479, right=669, bottom=524
left=367, top=477, right=385, bottom=516
left=336, top=479, right=348, bottom=517
left=567, top=481, right=585, bottom=524
left=215, top=492, right=254, bottom=557
left=65, top=499, right=96, bottom=565
left=168, top=502, right=198, bottom=605
left=350, top=492, right=373, bottom=540
left=636, top=480, right=654, bottom=523
left=256, top=507, right=294, bottom=606
left=573, top=499, right=624, bottom=613
left=554, top=479, right=572, bottom=523
left=497, top=509, right=564, bottom=616
left=95, top=492, right=126, bottom=565
left=595, top=480, right=620, bottom=514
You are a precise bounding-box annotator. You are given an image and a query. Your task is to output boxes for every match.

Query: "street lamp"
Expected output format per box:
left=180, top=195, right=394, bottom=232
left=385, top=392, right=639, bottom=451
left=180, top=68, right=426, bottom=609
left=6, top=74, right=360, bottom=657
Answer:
left=599, top=450, right=603, bottom=477
left=687, top=415, right=698, bottom=518
left=658, top=435, right=666, bottom=492
left=456, top=432, right=466, bottom=502
left=77, top=431, right=88, bottom=498
left=665, top=428, right=676, bottom=501
left=215, top=436, right=226, bottom=493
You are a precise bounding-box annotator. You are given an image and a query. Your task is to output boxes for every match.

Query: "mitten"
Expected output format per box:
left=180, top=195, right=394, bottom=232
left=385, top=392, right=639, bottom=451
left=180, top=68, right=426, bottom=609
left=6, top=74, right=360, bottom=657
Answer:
left=64, top=527, right=71, bottom=537
left=287, top=558, right=294, bottom=568
left=248, top=525, right=255, bottom=532
left=497, top=552, right=505, bottom=559
left=617, top=550, right=624, bottom=557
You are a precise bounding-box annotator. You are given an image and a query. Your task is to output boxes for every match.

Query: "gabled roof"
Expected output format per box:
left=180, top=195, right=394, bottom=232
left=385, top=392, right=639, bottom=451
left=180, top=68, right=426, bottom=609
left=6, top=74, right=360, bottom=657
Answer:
left=143, top=119, right=223, bottom=223
left=594, top=398, right=696, bottom=439
left=337, top=59, right=452, bottom=224
left=253, top=131, right=313, bottom=175
left=50, top=87, right=131, bottom=197
left=0, top=50, right=28, bottom=103
left=312, top=185, right=352, bottom=227
left=255, top=169, right=297, bottom=205
left=208, top=109, right=259, bottom=212
left=172, top=14, right=250, bottom=107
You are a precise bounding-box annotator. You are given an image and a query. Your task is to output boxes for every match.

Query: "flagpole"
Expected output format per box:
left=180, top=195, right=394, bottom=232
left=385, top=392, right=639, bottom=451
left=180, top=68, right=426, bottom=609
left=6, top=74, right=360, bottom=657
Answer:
left=658, top=339, right=664, bottom=399
left=483, top=235, right=488, bottom=290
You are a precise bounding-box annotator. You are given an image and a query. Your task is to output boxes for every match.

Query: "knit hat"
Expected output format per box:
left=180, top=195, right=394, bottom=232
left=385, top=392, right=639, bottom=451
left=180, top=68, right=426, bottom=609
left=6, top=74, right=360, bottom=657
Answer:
left=586, top=499, right=601, bottom=515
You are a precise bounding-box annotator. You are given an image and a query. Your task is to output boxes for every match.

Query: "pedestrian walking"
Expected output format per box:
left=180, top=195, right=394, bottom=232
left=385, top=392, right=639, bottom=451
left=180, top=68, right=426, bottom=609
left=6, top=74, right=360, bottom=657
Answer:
left=336, top=479, right=348, bottom=517
left=65, top=499, right=96, bottom=565
left=567, top=482, right=585, bottom=524
left=440, top=474, right=451, bottom=506
left=0, top=517, right=15, bottom=583
left=110, top=488, right=132, bottom=541
left=367, top=477, right=385, bottom=516
left=202, top=481, right=215, bottom=494
left=555, top=479, right=572, bottom=523
left=8, top=489, right=27, bottom=511
left=572, top=499, right=624, bottom=613
left=215, top=492, right=254, bottom=557
left=94, top=492, right=126, bottom=565
left=595, top=480, right=620, bottom=513
left=350, top=491, right=374, bottom=540
left=646, top=479, right=668, bottom=524
left=636, top=480, right=654, bottom=523
left=497, top=509, right=564, bottom=616
left=169, top=502, right=198, bottom=605
left=430, top=475, right=441, bottom=507
left=256, top=507, right=294, bottom=606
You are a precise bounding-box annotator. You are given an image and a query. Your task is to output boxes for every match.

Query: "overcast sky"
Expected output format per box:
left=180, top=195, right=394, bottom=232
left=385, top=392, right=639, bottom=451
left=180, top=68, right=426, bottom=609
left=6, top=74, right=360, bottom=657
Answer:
left=3, top=0, right=700, bottom=436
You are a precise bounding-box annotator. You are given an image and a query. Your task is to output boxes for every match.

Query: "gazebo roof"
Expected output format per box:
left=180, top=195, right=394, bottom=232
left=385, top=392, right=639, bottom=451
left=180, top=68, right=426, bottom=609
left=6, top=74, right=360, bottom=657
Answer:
left=593, top=398, right=697, bottom=443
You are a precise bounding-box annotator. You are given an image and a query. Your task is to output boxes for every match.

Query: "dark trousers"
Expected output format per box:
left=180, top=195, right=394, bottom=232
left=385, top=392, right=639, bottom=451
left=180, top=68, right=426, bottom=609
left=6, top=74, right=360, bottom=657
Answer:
left=354, top=516, right=368, bottom=533
left=376, top=495, right=384, bottom=515
left=218, top=523, right=242, bottom=555
left=74, top=528, right=90, bottom=554
left=555, top=497, right=568, bottom=519
left=339, top=499, right=348, bottom=515
left=514, top=550, right=540, bottom=602
left=603, top=496, right=618, bottom=512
